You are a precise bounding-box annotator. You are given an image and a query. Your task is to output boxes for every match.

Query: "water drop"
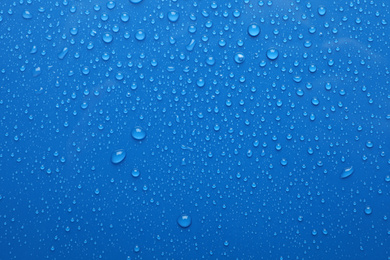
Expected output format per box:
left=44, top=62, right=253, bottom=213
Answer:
left=309, top=64, right=317, bottom=73
left=364, top=206, right=372, bottom=215
left=121, top=13, right=129, bottom=22
left=311, top=97, right=320, bottom=106
left=132, top=126, right=146, bottom=140
left=102, top=33, right=113, bottom=43
left=111, top=149, right=126, bottom=164
left=106, top=1, right=116, bottom=9
left=340, top=166, right=354, bottom=179
left=365, top=141, right=373, bottom=148
left=168, top=11, right=179, bottom=22
left=247, top=23, right=260, bottom=37
left=131, top=169, right=140, bottom=178
left=293, top=76, right=302, bottom=83
left=318, top=6, right=326, bottom=16
left=135, top=30, right=145, bottom=41
left=197, top=78, right=205, bottom=88
left=206, top=56, right=215, bottom=66
left=33, top=67, right=41, bottom=77
left=280, top=158, right=288, bottom=166
left=22, top=10, right=33, bottom=19
left=266, top=48, right=279, bottom=60
left=58, top=47, right=69, bottom=60
left=102, top=53, right=110, bottom=61
left=234, top=53, right=245, bottom=64
left=177, top=214, right=192, bottom=228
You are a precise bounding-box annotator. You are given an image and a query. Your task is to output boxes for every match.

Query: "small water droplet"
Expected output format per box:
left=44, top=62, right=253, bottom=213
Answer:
left=121, top=13, right=129, bottom=22
left=311, top=97, right=320, bottom=106
left=318, top=6, right=326, bottom=16
left=247, top=23, right=260, bottom=37
left=111, top=149, right=126, bottom=164
left=234, top=53, right=245, bottom=64
left=106, top=1, right=116, bottom=9
left=340, top=166, right=354, bottom=179
left=177, top=214, right=192, bottom=228
left=197, top=78, right=205, bottom=88
left=366, top=141, right=373, bottom=148
left=266, top=48, right=279, bottom=60
left=168, top=10, right=179, bottom=22
left=58, top=47, right=69, bottom=60
left=132, top=127, right=146, bottom=140
left=131, top=169, right=140, bottom=178
left=102, top=33, right=113, bottom=43
left=22, top=10, right=32, bottom=19
left=135, top=30, right=145, bottom=41
left=33, top=67, right=41, bottom=77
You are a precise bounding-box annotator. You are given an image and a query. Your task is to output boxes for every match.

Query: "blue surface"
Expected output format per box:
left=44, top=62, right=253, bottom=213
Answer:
left=0, top=0, right=389, bottom=259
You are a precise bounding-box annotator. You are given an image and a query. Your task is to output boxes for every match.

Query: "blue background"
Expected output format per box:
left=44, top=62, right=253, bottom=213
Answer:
left=0, top=0, right=389, bottom=259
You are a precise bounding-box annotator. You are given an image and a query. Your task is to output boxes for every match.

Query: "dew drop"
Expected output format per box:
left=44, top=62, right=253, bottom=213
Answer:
left=365, top=141, right=373, bottom=148
left=22, top=10, right=33, bottom=19
left=131, top=169, right=140, bottom=178
left=311, top=97, right=320, bottom=106
left=132, top=126, right=146, bottom=140
left=318, top=6, right=326, bottom=16
left=266, top=48, right=279, bottom=60
left=247, top=23, right=260, bottom=37
left=177, top=214, right=192, bottom=228
left=206, top=56, right=215, bottom=66
left=121, top=13, right=129, bottom=22
left=58, top=47, right=69, bottom=60
left=33, top=67, right=41, bottom=77
left=102, top=33, right=113, bottom=43
left=135, top=30, right=145, bottom=41
left=364, top=206, right=372, bottom=215
left=111, top=149, right=126, bottom=164
left=340, top=166, right=354, bottom=179
left=309, top=64, right=317, bottom=73
left=106, top=1, right=115, bottom=9
left=296, top=88, right=304, bottom=96
left=280, top=158, right=288, bottom=166
left=168, top=10, right=179, bottom=22
left=234, top=53, right=245, bottom=64
left=197, top=78, right=205, bottom=88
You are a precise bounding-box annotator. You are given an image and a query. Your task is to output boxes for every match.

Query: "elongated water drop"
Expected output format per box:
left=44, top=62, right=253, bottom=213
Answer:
left=340, top=166, right=354, bottom=179
left=111, top=150, right=126, bottom=164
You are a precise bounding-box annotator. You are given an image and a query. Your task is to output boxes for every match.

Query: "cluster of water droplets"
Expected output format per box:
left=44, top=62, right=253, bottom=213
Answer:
left=0, top=0, right=389, bottom=259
